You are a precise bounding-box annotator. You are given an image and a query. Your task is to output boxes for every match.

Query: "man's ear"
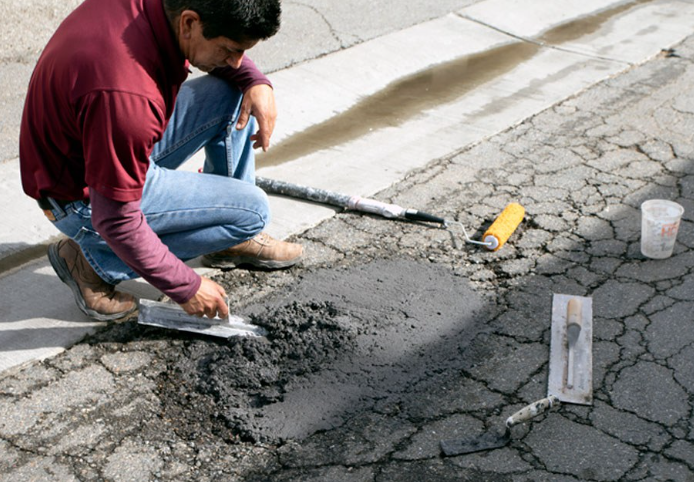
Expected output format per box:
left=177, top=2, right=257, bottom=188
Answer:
left=178, top=10, right=201, bottom=40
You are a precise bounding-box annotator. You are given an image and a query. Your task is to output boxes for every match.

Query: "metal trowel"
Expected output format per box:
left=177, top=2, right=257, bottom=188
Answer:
left=548, top=294, right=593, bottom=405
left=138, top=299, right=267, bottom=339
left=441, top=293, right=593, bottom=456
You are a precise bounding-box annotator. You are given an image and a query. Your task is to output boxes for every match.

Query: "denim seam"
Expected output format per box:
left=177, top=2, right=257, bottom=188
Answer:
left=226, top=122, right=235, bottom=177
left=145, top=205, right=267, bottom=230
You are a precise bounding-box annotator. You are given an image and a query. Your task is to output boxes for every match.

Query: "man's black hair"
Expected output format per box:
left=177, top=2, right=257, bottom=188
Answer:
left=164, top=0, right=281, bottom=42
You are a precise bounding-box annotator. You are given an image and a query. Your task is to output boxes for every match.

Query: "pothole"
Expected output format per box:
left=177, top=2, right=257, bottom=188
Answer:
left=156, top=259, right=490, bottom=444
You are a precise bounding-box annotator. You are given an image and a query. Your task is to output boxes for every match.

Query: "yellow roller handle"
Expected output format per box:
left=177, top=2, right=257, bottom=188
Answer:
left=482, top=203, right=525, bottom=251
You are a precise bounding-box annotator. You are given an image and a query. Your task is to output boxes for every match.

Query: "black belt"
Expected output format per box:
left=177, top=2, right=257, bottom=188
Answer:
left=37, top=197, right=85, bottom=211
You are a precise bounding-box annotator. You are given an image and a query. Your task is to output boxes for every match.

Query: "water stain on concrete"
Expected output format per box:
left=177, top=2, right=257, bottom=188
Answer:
left=539, top=0, right=652, bottom=46
left=257, top=0, right=652, bottom=168
left=257, top=42, right=539, bottom=168
left=157, top=259, right=492, bottom=443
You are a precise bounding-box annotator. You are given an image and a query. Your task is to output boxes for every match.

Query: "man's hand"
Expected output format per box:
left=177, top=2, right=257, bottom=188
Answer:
left=236, top=83, right=277, bottom=151
left=180, top=276, right=229, bottom=319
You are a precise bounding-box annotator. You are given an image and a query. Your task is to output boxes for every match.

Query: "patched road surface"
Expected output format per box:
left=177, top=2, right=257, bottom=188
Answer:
left=2, top=32, right=694, bottom=482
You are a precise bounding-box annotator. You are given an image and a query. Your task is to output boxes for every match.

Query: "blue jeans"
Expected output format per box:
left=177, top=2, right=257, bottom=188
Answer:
left=48, top=75, right=270, bottom=285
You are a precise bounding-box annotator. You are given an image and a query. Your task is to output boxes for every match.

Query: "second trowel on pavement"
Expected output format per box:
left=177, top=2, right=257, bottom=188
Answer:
left=440, top=293, right=593, bottom=455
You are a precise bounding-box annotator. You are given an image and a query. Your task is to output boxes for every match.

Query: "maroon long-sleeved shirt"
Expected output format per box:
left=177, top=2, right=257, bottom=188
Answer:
left=20, top=0, right=270, bottom=302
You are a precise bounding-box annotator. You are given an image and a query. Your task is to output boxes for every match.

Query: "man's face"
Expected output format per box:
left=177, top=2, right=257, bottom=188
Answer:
left=178, top=11, right=258, bottom=71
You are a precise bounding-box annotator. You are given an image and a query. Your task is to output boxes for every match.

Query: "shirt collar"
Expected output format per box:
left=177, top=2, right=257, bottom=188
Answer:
left=143, top=0, right=189, bottom=83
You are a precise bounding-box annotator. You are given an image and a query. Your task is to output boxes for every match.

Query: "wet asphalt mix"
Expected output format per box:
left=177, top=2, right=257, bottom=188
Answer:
left=2, top=36, right=694, bottom=482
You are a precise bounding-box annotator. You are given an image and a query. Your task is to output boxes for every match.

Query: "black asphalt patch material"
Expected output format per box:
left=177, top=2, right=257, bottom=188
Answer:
left=158, top=260, right=489, bottom=443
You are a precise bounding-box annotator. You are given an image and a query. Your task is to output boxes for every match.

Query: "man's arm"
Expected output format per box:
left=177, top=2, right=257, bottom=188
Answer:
left=212, top=55, right=270, bottom=92
left=78, top=91, right=230, bottom=317
left=90, top=189, right=228, bottom=318
left=212, top=56, right=277, bottom=151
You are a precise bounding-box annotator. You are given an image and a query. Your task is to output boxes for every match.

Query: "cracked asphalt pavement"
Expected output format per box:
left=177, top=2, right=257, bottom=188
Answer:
left=2, top=33, right=694, bottom=482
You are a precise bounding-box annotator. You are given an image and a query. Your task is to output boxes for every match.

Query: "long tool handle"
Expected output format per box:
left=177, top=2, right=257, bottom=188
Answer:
left=567, top=347, right=576, bottom=389
left=505, top=396, right=559, bottom=427
left=566, top=298, right=583, bottom=340
left=256, top=177, right=351, bottom=208
left=257, top=177, right=445, bottom=224
left=404, top=209, right=446, bottom=224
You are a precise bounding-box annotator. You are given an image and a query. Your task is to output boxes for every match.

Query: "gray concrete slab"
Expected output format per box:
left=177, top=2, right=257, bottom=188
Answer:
left=463, top=0, right=694, bottom=63
left=259, top=0, right=694, bottom=239
left=0, top=0, right=480, bottom=166
left=252, top=0, right=482, bottom=73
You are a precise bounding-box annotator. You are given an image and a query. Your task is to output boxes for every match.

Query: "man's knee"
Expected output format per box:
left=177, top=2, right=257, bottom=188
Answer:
left=228, top=183, right=270, bottom=239
left=249, top=184, right=271, bottom=229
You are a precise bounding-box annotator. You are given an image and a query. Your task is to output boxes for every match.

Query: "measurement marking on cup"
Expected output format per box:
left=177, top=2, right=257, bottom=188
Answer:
left=661, top=223, right=678, bottom=237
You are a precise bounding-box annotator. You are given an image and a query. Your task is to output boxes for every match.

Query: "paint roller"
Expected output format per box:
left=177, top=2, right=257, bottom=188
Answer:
left=256, top=177, right=524, bottom=251
left=449, top=202, right=526, bottom=251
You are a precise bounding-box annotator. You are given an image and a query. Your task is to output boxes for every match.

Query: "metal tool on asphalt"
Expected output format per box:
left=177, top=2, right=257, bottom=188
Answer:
left=440, top=294, right=593, bottom=456
left=256, top=177, right=525, bottom=251
left=137, top=299, right=267, bottom=339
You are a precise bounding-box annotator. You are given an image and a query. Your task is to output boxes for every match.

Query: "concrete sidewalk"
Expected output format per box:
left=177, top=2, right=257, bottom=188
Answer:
left=1, top=0, right=693, bottom=372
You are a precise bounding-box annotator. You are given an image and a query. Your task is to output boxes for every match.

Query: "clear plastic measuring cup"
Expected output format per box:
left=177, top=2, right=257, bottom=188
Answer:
left=640, top=200, right=684, bottom=259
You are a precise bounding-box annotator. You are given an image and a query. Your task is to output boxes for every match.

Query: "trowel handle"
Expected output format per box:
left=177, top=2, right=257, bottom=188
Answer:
left=567, top=298, right=583, bottom=341
left=505, top=395, right=560, bottom=427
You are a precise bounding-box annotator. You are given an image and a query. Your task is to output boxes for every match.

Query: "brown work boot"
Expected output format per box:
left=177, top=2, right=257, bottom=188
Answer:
left=48, top=239, right=137, bottom=321
left=202, top=232, right=303, bottom=269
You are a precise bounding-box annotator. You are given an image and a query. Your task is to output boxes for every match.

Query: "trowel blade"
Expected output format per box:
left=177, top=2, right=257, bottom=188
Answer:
left=548, top=294, right=593, bottom=405
left=137, top=299, right=267, bottom=339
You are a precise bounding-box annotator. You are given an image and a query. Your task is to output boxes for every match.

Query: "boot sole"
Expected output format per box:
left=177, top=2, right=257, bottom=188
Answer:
left=202, top=254, right=302, bottom=270
left=48, top=243, right=137, bottom=322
